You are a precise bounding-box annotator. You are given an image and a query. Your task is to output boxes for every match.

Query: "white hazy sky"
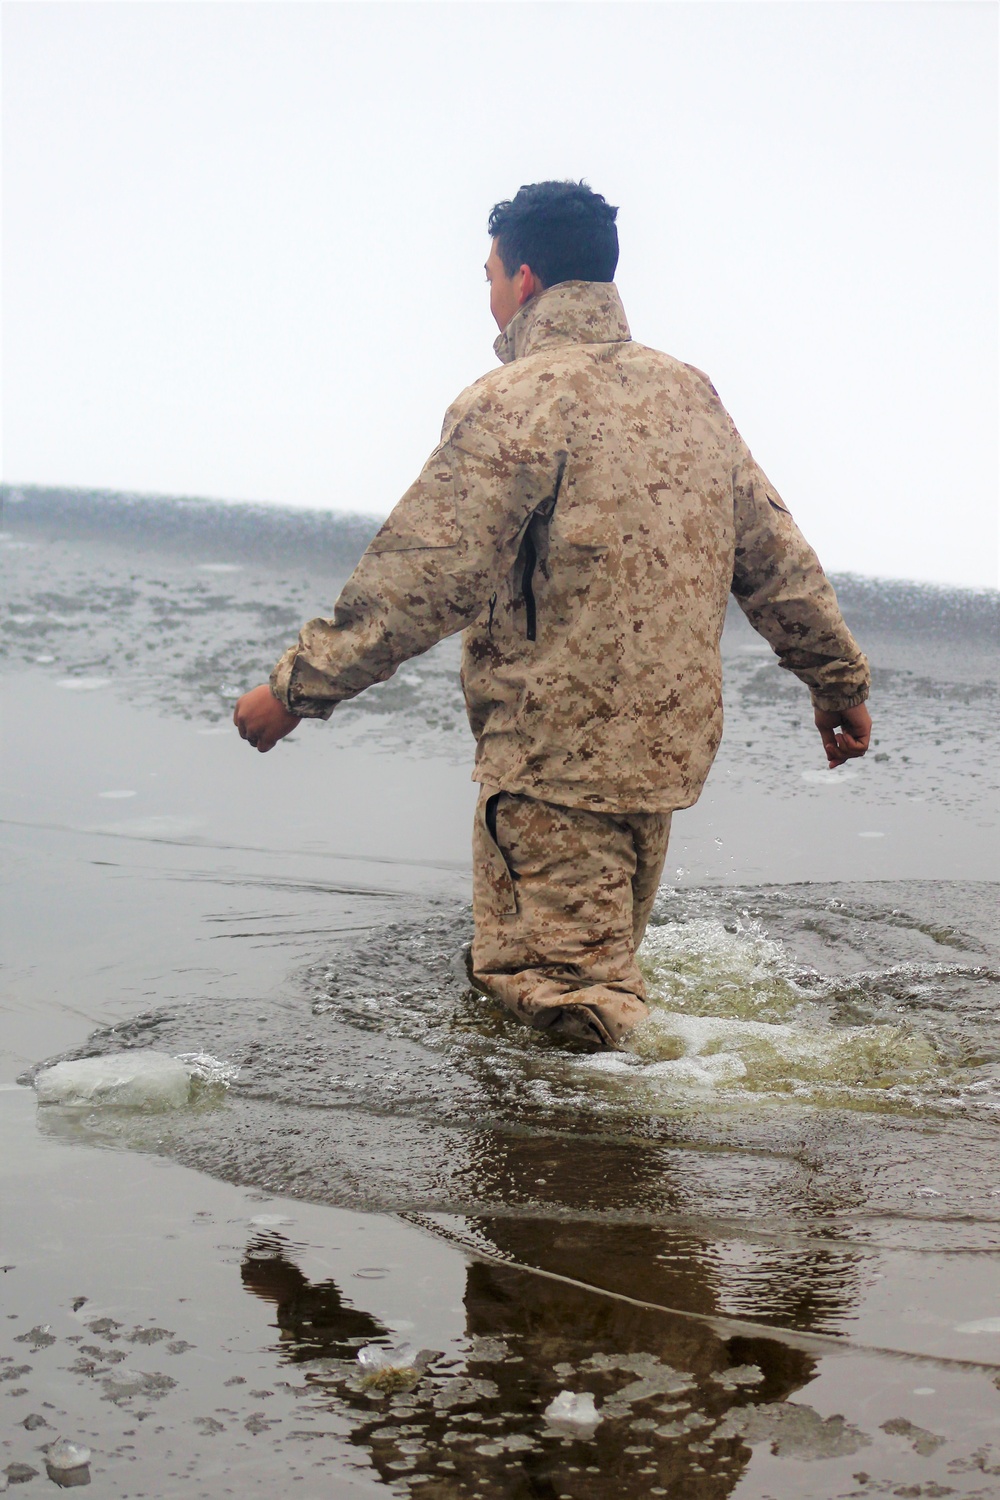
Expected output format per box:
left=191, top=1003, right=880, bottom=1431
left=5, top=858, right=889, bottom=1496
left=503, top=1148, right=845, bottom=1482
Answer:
left=3, top=2, right=997, bottom=587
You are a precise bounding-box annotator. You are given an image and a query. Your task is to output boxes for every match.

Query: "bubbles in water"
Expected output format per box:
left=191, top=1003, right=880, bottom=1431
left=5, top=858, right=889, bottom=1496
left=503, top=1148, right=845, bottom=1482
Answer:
left=628, top=918, right=942, bottom=1105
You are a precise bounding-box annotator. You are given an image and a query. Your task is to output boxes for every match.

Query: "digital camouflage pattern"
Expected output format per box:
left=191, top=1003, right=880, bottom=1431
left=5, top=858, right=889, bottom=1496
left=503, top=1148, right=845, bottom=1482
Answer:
left=471, top=785, right=672, bottom=1045
left=271, top=280, right=869, bottom=814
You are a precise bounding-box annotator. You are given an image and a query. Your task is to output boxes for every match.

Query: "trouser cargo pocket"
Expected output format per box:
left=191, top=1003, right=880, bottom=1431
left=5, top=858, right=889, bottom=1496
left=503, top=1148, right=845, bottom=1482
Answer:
left=473, top=786, right=518, bottom=919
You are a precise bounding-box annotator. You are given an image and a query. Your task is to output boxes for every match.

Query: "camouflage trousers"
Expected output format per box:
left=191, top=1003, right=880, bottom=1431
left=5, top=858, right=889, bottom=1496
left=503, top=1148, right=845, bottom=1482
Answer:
left=471, top=785, right=672, bottom=1048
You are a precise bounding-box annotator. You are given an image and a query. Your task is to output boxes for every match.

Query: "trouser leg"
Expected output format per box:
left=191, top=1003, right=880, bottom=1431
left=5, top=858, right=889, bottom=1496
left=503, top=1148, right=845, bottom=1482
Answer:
left=471, top=787, right=671, bottom=1047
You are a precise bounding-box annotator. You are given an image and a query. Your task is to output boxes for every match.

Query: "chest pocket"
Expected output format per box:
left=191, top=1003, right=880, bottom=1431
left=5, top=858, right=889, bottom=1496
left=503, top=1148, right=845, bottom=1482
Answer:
left=548, top=470, right=620, bottom=555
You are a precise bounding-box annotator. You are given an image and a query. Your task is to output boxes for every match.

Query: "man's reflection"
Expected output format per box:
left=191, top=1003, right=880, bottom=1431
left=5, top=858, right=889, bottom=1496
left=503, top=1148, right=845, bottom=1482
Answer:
left=240, top=1226, right=815, bottom=1499
left=241, top=1235, right=387, bottom=1359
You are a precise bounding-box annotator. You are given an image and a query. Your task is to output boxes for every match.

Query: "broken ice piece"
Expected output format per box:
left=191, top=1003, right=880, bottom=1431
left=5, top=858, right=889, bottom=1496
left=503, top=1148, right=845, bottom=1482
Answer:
left=33, top=1050, right=236, bottom=1110
left=356, top=1343, right=422, bottom=1394
left=45, top=1441, right=91, bottom=1487
left=544, top=1391, right=602, bottom=1430
left=710, top=1364, right=764, bottom=1387
left=357, top=1342, right=417, bottom=1371
left=35, top=1052, right=194, bottom=1110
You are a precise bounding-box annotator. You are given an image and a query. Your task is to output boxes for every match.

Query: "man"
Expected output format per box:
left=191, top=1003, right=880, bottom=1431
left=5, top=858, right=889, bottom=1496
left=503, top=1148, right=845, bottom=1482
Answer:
left=235, top=180, right=871, bottom=1049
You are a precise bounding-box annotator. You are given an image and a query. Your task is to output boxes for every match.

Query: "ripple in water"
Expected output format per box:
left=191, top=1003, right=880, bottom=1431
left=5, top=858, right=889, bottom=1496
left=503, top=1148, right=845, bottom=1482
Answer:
left=27, top=881, right=1000, bottom=1251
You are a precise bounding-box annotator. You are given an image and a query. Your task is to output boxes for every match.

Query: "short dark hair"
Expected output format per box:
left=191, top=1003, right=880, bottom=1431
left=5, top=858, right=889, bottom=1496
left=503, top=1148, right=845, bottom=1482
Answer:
left=488, top=180, right=619, bottom=287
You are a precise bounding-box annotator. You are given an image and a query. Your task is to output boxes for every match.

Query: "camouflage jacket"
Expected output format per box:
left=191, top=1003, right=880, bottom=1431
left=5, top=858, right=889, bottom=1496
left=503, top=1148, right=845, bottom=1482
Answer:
left=271, top=281, right=869, bottom=813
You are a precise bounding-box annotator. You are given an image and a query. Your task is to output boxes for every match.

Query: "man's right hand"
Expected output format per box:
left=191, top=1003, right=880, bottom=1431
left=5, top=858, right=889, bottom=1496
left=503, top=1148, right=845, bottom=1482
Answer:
left=233, top=684, right=301, bottom=753
left=814, top=703, right=872, bottom=769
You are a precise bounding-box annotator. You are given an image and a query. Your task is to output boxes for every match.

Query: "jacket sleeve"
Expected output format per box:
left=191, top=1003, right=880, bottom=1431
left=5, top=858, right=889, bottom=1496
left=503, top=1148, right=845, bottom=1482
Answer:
left=270, top=417, right=562, bottom=718
left=730, top=451, right=870, bottom=712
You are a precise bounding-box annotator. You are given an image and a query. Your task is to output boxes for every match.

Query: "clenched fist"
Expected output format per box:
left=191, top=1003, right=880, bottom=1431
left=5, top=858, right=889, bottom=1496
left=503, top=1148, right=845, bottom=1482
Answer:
left=233, top=684, right=301, bottom=753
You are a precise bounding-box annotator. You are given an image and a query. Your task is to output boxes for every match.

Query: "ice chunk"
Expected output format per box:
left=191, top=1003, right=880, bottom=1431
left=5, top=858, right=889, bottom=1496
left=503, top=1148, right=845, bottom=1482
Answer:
left=34, top=1050, right=237, bottom=1110
left=358, top=1343, right=417, bottom=1372
left=35, top=1051, right=193, bottom=1109
left=544, top=1391, right=602, bottom=1430
left=45, top=1439, right=91, bottom=1477
left=356, top=1342, right=422, bottom=1394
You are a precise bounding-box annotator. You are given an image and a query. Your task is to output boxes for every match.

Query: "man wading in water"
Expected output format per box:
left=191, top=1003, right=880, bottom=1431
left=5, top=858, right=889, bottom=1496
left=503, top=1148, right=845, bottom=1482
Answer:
left=235, top=180, right=872, bottom=1049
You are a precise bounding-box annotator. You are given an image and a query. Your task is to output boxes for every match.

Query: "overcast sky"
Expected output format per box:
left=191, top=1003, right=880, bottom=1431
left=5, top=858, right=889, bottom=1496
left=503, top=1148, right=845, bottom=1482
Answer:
left=3, top=2, right=997, bottom=587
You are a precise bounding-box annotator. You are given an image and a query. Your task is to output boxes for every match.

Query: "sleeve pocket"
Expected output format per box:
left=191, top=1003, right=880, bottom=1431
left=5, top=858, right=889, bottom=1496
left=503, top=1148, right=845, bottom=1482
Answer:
left=369, top=447, right=461, bottom=553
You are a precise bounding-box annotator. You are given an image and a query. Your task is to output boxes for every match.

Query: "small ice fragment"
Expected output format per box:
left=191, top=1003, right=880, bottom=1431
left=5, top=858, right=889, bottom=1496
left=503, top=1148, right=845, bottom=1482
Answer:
left=35, top=1051, right=193, bottom=1110
left=35, top=655, right=56, bottom=663
left=955, top=1316, right=1000, bottom=1334
left=45, top=1439, right=91, bottom=1474
left=98, top=790, right=136, bottom=800
left=197, top=563, right=243, bottom=573
left=356, top=1343, right=422, bottom=1394
left=248, top=1215, right=295, bottom=1228
left=544, top=1391, right=602, bottom=1429
left=56, top=678, right=111, bottom=692
left=857, top=831, right=886, bottom=839
left=358, top=1343, right=416, bottom=1372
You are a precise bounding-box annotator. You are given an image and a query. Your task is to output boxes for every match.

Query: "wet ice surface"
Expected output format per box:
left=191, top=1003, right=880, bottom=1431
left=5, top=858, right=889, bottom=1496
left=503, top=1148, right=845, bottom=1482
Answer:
left=3, top=490, right=1000, bottom=1498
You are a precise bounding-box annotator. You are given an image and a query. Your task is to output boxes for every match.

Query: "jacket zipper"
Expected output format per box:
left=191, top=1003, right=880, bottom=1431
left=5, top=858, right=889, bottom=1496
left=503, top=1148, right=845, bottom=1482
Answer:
left=521, top=530, right=537, bottom=641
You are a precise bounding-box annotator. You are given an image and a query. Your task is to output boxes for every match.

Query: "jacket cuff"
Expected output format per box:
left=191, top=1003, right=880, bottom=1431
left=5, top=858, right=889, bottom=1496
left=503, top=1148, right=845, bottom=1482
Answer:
left=269, top=648, right=336, bottom=721
left=810, top=686, right=870, bottom=714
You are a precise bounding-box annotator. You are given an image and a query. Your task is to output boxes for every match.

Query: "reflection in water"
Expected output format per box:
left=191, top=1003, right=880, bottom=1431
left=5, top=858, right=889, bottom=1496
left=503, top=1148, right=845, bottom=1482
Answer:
left=241, top=1233, right=388, bottom=1359
left=241, top=1232, right=817, bottom=1499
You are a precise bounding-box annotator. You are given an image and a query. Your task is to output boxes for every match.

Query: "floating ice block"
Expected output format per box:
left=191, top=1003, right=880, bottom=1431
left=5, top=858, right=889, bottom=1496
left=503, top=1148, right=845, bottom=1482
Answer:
left=544, top=1390, right=602, bottom=1428
left=34, top=1050, right=194, bottom=1110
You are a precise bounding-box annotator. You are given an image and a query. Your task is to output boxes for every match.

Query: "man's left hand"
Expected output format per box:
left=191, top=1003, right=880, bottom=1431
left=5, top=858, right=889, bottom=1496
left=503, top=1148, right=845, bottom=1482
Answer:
left=814, top=703, right=872, bottom=769
left=233, top=685, right=301, bottom=753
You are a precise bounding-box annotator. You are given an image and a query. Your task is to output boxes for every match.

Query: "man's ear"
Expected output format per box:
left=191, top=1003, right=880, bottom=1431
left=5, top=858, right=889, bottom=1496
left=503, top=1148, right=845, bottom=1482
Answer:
left=516, top=263, right=543, bottom=307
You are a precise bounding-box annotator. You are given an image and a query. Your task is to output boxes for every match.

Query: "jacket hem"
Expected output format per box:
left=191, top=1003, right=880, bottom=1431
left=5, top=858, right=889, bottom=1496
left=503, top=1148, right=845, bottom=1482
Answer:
left=470, top=768, right=700, bottom=817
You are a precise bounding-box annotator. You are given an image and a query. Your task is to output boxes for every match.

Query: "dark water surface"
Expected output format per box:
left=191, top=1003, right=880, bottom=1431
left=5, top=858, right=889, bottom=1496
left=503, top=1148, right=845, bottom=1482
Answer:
left=2, top=488, right=999, bottom=1498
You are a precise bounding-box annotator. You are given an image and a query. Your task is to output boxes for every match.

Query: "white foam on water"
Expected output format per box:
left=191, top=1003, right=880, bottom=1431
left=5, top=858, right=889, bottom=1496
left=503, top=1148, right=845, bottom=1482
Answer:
left=176, top=1052, right=241, bottom=1089
left=585, top=918, right=944, bottom=1102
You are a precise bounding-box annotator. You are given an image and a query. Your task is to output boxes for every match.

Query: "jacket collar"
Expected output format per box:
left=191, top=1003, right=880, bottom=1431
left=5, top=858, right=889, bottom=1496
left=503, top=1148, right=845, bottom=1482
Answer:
left=493, top=280, right=631, bottom=365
